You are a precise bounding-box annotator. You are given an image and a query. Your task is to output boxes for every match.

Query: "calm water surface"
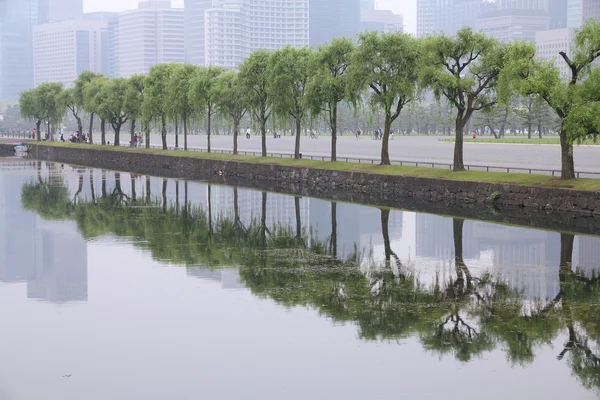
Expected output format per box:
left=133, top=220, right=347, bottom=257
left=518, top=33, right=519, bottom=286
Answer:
left=1, top=159, right=600, bottom=400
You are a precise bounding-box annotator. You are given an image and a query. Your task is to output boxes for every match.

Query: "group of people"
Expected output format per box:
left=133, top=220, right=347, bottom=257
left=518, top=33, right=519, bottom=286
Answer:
left=131, top=134, right=144, bottom=147
left=60, top=131, right=87, bottom=143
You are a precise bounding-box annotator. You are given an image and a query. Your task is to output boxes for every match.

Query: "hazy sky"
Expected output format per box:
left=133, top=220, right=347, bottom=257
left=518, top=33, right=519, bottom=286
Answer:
left=83, top=0, right=417, bottom=34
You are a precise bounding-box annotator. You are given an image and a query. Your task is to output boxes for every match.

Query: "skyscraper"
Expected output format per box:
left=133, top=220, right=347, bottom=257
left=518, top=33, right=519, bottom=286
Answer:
left=583, top=0, right=600, bottom=22
left=417, top=0, right=494, bottom=37
left=33, top=19, right=108, bottom=87
left=417, top=0, right=436, bottom=37
left=360, top=0, right=375, bottom=10
left=204, top=0, right=309, bottom=68
left=0, top=0, right=38, bottom=100
left=38, top=0, right=83, bottom=23
left=360, top=9, right=404, bottom=34
left=116, top=0, right=185, bottom=77
left=549, top=0, right=568, bottom=29
left=184, top=0, right=212, bottom=65
left=567, top=0, right=583, bottom=28
left=476, top=0, right=549, bottom=43
left=310, top=0, right=361, bottom=47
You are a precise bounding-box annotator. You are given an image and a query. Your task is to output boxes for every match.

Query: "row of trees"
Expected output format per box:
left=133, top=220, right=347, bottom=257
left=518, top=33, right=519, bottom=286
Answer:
left=20, top=21, right=600, bottom=178
left=24, top=166, right=600, bottom=390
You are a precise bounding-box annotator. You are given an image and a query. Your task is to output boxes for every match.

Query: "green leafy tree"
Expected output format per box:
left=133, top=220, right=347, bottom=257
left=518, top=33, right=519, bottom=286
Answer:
left=98, top=78, right=129, bottom=146
left=349, top=32, right=421, bottom=165
left=36, top=82, right=65, bottom=141
left=167, top=64, right=198, bottom=151
left=83, top=76, right=110, bottom=144
left=74, top=71, right=102, bottom=143
left=19, top=89, right=44, bottom=141
left=215, top=70, right=248, bottom=155
left=144, top=63, right=175, bottom=150
left=307, top=38, right=354, bottom=161
left=239, top=50, right=272, bottom=157
left=421, top=28, right=508, bottom=171
left=268, top=46, right=313, bottom=159
left=124, top=74, right=146, bottom=147
left=189, top=65, right=225, bottom=153
left=58, top=88, right=84, bottom=137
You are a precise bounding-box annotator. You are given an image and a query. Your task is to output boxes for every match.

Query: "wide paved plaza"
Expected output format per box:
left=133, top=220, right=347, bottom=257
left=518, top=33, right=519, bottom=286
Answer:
left=103, top=133, right=600, bottom=173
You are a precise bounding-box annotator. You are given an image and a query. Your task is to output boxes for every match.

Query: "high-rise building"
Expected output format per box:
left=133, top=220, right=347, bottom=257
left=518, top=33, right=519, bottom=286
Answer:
left=39, top=0, right=83, bottom=23
left=417, top=0, right=495, bottom=37
left=583, top=0, right=600, bottom=22
left=33, top=19, right=108, bottom=88
left=116, top=0, right=185, bottom=77
left=310, top=0, right=361, bottom=47
left=567, top=0, right=583, bottom=28
left=184, top=0, right=212, bottom=65
left=549, top=0, right=568, bottom=29
left=535, top=28, right=576, bottom=80
left=476, top=9, right=549, bottom=43
left=417, top=0, right=436, bottom=37
left=360, top=0, right=375, bottom=10
left=0, top=0, right=38, bottom=101
left=83, top=12, right=118, bottom=77
left=360, top=9, right=404, bottom=34
left=204, top=0, right=309, bottom=68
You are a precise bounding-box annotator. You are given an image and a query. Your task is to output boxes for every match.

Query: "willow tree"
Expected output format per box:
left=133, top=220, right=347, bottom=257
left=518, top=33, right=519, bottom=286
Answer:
left=506, top=20, right=600, bottom=179
left=144, top=63, right=175, bottom=150
left=421, top=28, right=507, bottom=171
left=268, top=46, right=313, bottom=159
left=73, top=71, right=101, bottom=142
left=307, top=37, right=355, bottom=162
left=239, top=50, right=271, bottom=157
left=59, top=88, right=84, bottom=137
left=348, top=32, right=421, bottom=165
left=189, top=66, right=225, bottom=153
left=124, top=74, right=146, bottom=147
left=98, top=78, right=129, bottom=146
left=215, top=71, right=248, bottom=155
left=84, top=76, right=109, bottom=144
left=167, top=64, right=198, bottom=151
left=36, top=82, right=65, bottom=141
left=19, top=89, right=44, bottom=141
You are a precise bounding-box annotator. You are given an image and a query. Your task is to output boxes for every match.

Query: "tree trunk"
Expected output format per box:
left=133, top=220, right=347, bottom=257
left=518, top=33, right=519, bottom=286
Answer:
left=47, top=120, right=51, bottom=141
left=559, top=122, right=575, bottom=179
left=161, top=115, right=167, bottom=150
left=528, top=121, right=532, bottom=140
left=75, top=115, right=83, bottom=139
left=331, top=102, right=337, bottom=162
left=90, top=169, right=95, bottom=202
left=162, top=178, right=167, bottom=214
left=331, top=202, right=337, bottom=258
left=453, top=110, right=466, bottom=171
left=294, top=118, right=301, bottom=159
left=538, top=119, right=543, bottom=139
left=233, top=118, right=239, bottom=155
left=145, top=119, right=150, bottom=148
left=261, top=191, right=267, bottom=247
left=114, top=124, right=120, bottom=146
left=35, top=120, right=41, bottom=141
left=381, top=209, right=391, bottom=268
left=101, top=119, right=106, bottom=145
left=130, top=119, right=136, bottom=147
left=380, top=115, right=392, bottom=165
left=88, top=113, right=94, bottom=144
left=101, top=170, right=107, bottom=198
left=131, top=177, right=136, bottom=202
left=208, top=184, right=213, bottom=238
left=183, top=116, right=188, bottom=151
left=294, top=196, right=301, bottom=240
left=207, top=109, right=212, bottom=153
left=146, top=176, right=151, bottom=203
left=261, top=118, right=267, bottom=157
left=175, top=118, right=179, bottom=149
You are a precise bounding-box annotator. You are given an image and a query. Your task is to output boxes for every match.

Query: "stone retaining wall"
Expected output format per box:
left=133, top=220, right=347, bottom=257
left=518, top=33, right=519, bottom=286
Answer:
left=28, top=143, right=600, bottom=235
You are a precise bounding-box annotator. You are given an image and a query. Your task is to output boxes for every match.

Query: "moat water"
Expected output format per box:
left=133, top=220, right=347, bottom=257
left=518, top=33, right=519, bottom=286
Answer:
left=1, top=159, right=599, bottom=399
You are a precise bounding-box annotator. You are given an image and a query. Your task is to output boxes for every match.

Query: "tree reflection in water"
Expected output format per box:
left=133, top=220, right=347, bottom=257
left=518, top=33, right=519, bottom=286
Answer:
left=22, top=168, right=600, bottom=392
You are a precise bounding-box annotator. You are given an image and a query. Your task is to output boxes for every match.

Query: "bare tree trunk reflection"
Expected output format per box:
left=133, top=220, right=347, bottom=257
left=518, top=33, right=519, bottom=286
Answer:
left=330, top=202, right=337, bottom=258
left=162, top=178, right=167, bottom=213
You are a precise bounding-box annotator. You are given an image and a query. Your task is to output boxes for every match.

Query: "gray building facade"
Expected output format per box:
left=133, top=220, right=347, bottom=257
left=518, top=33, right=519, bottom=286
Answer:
left=309, top=0, right=361, bottom=46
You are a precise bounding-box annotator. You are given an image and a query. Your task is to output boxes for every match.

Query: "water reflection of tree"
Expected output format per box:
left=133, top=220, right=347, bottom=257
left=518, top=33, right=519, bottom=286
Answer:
left=21, top=169, right=600, bottom=392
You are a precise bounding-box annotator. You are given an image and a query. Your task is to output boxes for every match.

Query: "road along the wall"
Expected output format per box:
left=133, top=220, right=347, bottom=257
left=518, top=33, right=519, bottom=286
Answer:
left=27, top=143, right=600, bottom=235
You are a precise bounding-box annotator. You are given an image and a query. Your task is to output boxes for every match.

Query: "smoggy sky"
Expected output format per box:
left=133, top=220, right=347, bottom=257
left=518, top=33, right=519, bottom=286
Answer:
left=83, top=0, right=417, bottom=34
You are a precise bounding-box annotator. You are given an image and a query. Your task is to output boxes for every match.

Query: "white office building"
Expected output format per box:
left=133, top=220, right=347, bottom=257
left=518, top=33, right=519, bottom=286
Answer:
left=39, top=0, right=83, bottom=23
left=204, top=0, right=308, bottom=69
left=535, top=28, right=576, bottom=80
left=476, top=8, right=549, bottom=43
left=33, top=19, right=108, bottom=87
left=116, top=0, right=184, bottom=77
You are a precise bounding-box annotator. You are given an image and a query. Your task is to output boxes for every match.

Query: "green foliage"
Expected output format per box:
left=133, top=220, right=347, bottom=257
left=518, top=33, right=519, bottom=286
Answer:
left=491, top=190, right=501, bottom=201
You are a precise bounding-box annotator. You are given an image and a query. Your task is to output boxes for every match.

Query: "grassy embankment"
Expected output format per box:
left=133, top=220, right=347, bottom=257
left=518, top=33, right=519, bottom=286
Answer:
left=34, top=141, right=600, bottom=192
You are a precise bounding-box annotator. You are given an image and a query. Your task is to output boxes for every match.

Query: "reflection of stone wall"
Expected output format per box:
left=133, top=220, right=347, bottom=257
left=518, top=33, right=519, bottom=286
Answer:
left=29, top=144, right=600, bottom=236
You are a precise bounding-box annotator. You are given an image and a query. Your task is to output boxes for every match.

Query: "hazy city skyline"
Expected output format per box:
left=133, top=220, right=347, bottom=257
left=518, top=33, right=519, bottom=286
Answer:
left=82, top=0, right=418, bottom=33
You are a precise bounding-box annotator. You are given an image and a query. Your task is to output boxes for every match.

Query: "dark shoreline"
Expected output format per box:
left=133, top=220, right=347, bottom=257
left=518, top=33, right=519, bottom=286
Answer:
left=24, top=142, right=600, bottom=236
